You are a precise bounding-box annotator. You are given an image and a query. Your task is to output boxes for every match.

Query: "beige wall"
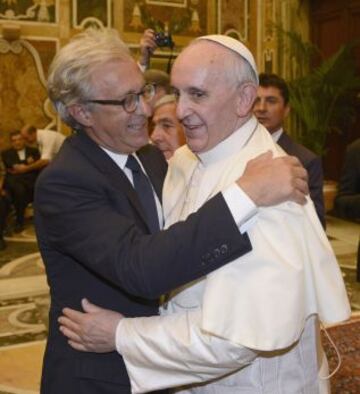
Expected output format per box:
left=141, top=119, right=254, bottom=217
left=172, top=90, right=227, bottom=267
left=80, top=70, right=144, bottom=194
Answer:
left=0, top=0, right=309, bottom=136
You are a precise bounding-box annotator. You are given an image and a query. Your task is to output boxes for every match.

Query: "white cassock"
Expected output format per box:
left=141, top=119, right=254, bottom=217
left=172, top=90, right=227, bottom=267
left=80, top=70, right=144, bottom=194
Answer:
left=116, top=116, right=351, bottom=393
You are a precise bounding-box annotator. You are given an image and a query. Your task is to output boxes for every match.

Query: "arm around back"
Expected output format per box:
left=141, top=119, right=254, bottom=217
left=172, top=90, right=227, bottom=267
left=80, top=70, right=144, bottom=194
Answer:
left=34, top=158, right=251, bottom=300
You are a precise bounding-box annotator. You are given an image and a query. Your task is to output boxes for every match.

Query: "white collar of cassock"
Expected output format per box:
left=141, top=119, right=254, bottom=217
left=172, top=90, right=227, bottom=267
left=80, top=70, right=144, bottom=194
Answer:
left=197, top=116, right=258, bottom=167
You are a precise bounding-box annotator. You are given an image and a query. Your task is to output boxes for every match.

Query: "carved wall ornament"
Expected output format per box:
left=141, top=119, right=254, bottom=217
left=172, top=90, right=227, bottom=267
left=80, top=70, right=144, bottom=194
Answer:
left=0, top=0, right=57, bottom=23
left=217, top=0, right=248, bottom=42
left=0, top=38, right=56, bottom=134
left=72, top=0, right=111, bottom=29
left=124, top=0, right=206, bottom=37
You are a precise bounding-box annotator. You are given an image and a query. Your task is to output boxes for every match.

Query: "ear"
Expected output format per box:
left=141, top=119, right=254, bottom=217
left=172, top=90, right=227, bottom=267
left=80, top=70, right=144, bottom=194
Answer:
left=235, top=83, right=258, bottom=117
left=67, top=103, right=94, bottom=127
left=284, top=103, right=290, bottom=118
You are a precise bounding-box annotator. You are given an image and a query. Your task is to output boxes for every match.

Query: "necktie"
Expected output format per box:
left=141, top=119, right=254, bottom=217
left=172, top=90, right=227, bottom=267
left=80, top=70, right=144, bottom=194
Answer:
left=126, top=155, right=160, bottom=233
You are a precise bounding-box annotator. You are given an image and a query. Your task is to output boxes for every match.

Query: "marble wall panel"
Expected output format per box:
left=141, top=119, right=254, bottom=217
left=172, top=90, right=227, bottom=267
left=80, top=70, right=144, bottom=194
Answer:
left=0, top=39, right=56, bottom=137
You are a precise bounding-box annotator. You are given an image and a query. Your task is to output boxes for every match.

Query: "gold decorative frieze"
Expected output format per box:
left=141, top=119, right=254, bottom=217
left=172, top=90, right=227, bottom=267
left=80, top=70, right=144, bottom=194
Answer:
left=124, top=0, right=207, bottom=37
left=146, top=0, right=187, bottom=7
left=0, top=0, right=58, bottom=24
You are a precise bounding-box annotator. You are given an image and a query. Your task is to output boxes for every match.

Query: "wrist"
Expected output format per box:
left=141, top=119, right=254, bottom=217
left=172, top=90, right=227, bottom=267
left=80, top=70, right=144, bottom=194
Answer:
left=237, top=176, right=260, bottom=206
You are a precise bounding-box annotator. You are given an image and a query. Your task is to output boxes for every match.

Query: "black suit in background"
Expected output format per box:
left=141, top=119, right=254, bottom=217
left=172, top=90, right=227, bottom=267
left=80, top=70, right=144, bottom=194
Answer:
left=35, top=131, right=252, bottom=394
left=277, top=132, right=325, bottom=228
left=1, top=146, right=40, bottom=227
left=334, top=138, right=360, bottom=220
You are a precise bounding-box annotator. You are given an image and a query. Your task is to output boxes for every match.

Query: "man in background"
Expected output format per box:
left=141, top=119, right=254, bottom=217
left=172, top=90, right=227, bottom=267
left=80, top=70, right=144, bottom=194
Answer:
left=334, top=137, right=360, bottom=220
left=144, top=69, right=172, bottom=114
left=254, top=73, right=325, bottom=227
left=0, top=132, right=9, bottom=249
left=150, top=94, right=185, bottom=160
left=20, top=125, right=65, bottom=171
left=2, top=131, right=40, bottom=232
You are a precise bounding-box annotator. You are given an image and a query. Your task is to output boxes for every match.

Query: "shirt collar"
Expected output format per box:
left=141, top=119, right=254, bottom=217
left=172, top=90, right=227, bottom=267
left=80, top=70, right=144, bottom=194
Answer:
left=198, top=116, right=259, bottom=167
left=101, top=147, right=130, bottom=170
left=270, top=127, right=283, bottom=143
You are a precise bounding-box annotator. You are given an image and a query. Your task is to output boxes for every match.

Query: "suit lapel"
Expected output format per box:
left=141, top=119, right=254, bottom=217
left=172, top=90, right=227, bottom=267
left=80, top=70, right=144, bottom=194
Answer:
left=69, top=131, right=152, bottom=232
left=277, top=132, right=291, bottom=152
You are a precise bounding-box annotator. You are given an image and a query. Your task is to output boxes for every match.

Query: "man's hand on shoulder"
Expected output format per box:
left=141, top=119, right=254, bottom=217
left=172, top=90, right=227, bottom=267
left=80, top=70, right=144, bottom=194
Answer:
left=58, top=298, right=123, bottom=353
left=237, top=151, right=309, bottom=206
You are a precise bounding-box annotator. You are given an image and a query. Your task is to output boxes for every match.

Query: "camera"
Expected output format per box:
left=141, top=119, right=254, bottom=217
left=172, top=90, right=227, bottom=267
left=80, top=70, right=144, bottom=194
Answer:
left=154, top=31, right=174, bottom=48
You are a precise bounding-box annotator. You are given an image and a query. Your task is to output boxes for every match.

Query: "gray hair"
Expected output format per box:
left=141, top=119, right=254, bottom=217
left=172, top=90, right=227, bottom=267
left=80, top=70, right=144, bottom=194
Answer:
left=153, top=94, right=177, bottom=110
left=144, top=69, right=171, bottom=92
left=47, top=29, right=133, bottom=130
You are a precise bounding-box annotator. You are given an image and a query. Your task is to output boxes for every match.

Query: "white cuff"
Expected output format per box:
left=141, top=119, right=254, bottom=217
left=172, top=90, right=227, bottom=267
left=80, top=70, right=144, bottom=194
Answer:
left=115, top=317, right=127, bottom=355
left=222, top=183, right=258, bottom=234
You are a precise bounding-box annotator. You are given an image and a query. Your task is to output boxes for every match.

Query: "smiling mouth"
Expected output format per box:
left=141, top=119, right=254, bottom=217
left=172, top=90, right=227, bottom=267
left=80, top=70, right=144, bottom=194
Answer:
left=128, top=122, right=146, bottom=131
left=183, top=123, right=202, bottom=132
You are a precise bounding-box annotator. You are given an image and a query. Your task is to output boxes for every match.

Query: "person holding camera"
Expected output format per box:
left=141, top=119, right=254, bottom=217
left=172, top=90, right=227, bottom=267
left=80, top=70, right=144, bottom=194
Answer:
left=138, top=29, right=158, bottom=71
left=139, top=28, right=174, bottom=72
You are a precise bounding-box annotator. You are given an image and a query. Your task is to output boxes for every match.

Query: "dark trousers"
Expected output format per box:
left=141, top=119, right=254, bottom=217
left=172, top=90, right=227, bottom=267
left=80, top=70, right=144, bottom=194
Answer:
left=357, top=238, right=360, bottom=282
left=0, top=194, right=10, bottom=237
left=5, top=177, right=35, bottom=225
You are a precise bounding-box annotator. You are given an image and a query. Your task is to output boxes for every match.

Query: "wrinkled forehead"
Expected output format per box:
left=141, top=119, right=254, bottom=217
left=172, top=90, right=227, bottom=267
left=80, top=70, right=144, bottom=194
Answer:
left=154, top=101, right=178, bottom=119
left=91, top=59, right=144, bottom=93
left=171, top=41, right=231, bottom=86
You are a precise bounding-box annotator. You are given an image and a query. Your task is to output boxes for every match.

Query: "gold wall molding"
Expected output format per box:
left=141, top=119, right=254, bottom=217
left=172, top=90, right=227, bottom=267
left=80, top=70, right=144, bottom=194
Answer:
left=217, top=0, right=249, bottom=42
left=0, top=37, right=57, bottom=135
left=72, top=0, right=112, bottom=30
left=0, top=0, right=310, bottom=132
left=0, top=0, right=59, bottom=24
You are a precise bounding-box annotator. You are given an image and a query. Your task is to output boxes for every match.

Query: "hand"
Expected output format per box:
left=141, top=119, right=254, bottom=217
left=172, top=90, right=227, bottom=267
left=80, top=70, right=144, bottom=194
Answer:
left=11, top=164, right=28, bottom=174
left=237, top=151, right=309, bottom=206
left=58, top=298, right=123, bottom=353
left=139, top=29, right=157, bottom=68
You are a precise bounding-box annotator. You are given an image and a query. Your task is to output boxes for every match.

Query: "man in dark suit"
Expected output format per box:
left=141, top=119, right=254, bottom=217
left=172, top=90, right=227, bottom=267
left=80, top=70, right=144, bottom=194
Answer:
left=254, top=73, right=325, bottom=227
left=2, top=131, right=40, bottom=232
left=334, top=137, right=360, bottom=220
left=35, top=30, right=308, bottom=394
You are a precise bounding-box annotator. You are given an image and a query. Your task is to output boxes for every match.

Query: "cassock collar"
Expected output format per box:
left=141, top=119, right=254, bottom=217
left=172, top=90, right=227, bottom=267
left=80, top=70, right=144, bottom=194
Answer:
left=197, top=116, right=259, bottom=167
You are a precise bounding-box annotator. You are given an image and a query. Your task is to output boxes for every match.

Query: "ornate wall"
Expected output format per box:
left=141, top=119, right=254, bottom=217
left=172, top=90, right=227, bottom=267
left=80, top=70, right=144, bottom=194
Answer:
left=0, top=0, right=309, bottom=137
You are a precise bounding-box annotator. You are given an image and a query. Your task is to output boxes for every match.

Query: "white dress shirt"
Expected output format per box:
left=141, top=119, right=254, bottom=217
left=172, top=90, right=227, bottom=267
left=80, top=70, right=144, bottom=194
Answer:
left=101, top=148, right=164, bottom=228
left=37, top=129, right=66, bottom=160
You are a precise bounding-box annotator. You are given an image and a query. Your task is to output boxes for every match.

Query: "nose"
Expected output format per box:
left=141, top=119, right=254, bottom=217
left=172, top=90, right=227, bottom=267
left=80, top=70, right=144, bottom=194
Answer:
left=176, top=94, right=190, bottom=121
left=254, top=98, right=266, bottom=112
left=150, top=126, right=162, bottom=143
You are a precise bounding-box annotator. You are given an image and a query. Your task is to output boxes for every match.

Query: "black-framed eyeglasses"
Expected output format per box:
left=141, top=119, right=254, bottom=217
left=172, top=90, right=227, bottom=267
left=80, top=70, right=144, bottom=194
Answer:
left=84, top=83, right=155, bottom=114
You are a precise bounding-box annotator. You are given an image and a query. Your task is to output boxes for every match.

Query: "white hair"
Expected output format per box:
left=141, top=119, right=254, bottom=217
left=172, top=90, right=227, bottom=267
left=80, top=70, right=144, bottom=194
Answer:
left=47, top=29, right=133, bottom=130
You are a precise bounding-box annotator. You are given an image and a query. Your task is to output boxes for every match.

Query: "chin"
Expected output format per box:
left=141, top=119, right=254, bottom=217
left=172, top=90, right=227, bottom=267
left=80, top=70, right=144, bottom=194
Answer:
left=186, top=136, right=208, bottom=153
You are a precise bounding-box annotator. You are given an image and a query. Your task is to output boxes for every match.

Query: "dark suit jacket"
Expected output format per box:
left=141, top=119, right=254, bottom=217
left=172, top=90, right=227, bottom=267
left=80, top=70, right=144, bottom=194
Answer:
left=334, top=138, right=360, bottom=219
left=35, top=131, right=252, bottom=394
left=2, top=146, right=40, bottom=186
left=277, top=132, right=325, bottom=228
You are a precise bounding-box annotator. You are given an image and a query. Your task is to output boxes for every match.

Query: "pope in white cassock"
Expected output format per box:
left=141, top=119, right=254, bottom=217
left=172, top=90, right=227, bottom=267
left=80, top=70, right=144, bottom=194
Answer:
left=61, top=36, right=351, bottom=393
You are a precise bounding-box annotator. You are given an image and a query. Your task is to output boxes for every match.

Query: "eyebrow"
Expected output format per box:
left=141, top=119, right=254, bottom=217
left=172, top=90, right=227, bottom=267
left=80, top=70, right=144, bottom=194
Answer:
left=112, top=85, right=145, bottom=99
left=155, top=116, right=175, bottom=123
